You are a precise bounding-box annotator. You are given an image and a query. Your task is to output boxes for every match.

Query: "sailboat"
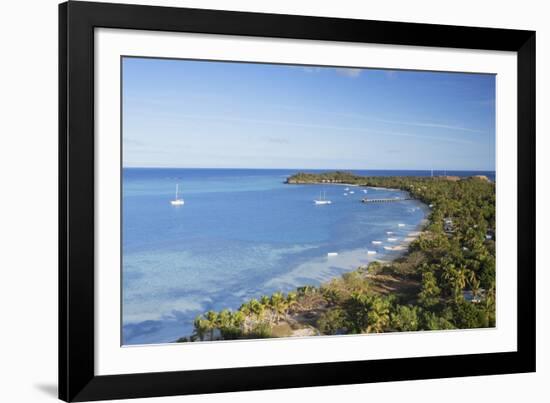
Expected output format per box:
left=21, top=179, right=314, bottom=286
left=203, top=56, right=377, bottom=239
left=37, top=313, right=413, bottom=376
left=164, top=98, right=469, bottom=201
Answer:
left=314, top=191, right=332, bottom=205
left=170, top=184, right=185, bottom=206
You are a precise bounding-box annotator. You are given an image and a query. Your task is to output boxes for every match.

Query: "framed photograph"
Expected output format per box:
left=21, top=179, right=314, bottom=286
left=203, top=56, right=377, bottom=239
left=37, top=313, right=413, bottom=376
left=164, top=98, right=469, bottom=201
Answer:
left=59, top=1, right=535, bottom=401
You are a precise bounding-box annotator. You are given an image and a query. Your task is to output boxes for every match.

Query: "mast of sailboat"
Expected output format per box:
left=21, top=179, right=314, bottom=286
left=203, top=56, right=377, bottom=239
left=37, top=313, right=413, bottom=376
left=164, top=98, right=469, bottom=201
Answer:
left=175, top=184, right=179, bottom=199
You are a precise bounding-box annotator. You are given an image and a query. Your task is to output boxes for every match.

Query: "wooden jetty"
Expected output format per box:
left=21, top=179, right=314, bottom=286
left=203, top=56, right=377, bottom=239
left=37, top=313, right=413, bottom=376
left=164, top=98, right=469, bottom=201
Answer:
left=361, top=197, right=412, bottom=203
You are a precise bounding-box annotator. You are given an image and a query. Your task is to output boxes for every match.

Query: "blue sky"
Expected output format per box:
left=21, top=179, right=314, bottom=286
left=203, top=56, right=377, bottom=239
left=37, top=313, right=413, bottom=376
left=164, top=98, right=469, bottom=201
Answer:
left=122, top=57, right=495, bottom=170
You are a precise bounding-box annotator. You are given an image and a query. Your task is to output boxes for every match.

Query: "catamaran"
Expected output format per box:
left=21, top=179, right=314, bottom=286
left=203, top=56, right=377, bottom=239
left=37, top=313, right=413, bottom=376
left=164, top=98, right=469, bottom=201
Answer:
left=170, top=184, right=185, bottom=206
left=314, top=191, right=332, bottom=205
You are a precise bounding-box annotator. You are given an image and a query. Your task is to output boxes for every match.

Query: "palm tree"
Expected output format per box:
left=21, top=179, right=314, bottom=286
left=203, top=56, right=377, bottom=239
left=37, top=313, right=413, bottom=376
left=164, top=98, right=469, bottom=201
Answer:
left=239, top=301, right=252, bottom=317
left=217, top=309, right=232, bottom=330
left=286, top=291, right=298, bottom=312
left=260, top=295, right=271, bottom=307
left=231, top=310, right=245, bottom=328
left=270, top=292, right=288, bottom=324
left=366, top=296, right=391, bottom=333
left=345, top=293, right=391, bottom=334
left=249, top=299, right=265, bottom=320
left=442, top=264, right=468, bottom=302
left=467, top=271, right=481, bottom=300
left=193, top=315, right=209, bottom=341
left=456, top=266, right=469, bottom=297
left=418, top=271, right=441, bottom=308
left=204, top=310, right=218, bottom=341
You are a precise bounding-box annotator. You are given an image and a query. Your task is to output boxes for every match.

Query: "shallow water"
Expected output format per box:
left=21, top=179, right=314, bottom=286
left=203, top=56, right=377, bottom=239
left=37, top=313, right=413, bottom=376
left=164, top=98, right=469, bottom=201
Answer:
left=122, top=168, right=491, bottom=345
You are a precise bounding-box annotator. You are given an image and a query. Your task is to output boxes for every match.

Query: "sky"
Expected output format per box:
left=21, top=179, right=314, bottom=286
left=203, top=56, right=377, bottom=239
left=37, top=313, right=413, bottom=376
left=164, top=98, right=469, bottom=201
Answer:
left=122, top=57, right=496, bottom=171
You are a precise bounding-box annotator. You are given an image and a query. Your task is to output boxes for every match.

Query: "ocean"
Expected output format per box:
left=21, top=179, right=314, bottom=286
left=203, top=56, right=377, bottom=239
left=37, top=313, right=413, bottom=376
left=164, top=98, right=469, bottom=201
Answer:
left=122, top=168, right=494, bottom=345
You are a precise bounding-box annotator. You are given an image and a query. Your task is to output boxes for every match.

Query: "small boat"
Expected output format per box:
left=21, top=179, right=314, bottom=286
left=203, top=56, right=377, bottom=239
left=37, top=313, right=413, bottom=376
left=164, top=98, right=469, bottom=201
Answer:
left=384, top=246, right=394, bottom=251
left=387, top=238, right=398, bottom=242
left=362, top=189, right=368, bottom=193
left=343, top=193, right=348, bottom=196
left=398, top=223, right=406, bottom=227
left=371, top=241, right=382, bottom=245
left=170, top=184, right=185, bottom=206
left=344, top=187, right=350, bottom=191
left=314, top=191, right=332, bottom=205
left=367, top=250, right=377, bottom=255
left=327, top=252, right=338, bottom=257
left=386, top=231, right=394, bottom=235
left=349, top=191, right=355, bottom=194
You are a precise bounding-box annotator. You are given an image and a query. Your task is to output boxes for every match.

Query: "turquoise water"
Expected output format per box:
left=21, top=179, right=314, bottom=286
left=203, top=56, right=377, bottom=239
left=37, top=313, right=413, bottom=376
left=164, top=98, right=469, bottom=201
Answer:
left=122, top=168, right=492, bottom=345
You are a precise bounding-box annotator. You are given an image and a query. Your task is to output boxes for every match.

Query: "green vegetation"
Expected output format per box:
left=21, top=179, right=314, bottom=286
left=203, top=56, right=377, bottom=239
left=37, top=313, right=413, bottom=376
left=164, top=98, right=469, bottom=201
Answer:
left=181, top=172, right=495, bottom=342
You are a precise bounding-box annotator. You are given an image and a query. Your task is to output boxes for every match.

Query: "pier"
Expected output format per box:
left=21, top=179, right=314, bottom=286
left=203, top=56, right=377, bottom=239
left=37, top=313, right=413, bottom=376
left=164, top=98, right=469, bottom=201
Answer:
left=361, top=197, right=412, bottom=203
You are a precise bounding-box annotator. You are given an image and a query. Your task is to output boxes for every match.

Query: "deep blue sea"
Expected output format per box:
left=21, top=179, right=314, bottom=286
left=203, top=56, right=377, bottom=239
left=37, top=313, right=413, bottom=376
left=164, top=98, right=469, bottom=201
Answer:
left=122, top=168, right=494, bottom=345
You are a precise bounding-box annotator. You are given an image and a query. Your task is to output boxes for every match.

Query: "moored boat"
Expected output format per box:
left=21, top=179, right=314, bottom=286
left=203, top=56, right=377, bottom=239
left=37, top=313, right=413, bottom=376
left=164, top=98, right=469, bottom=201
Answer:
left=170, top=184, right=185, bottom=206
left=314, top=191, right=332, bottom=205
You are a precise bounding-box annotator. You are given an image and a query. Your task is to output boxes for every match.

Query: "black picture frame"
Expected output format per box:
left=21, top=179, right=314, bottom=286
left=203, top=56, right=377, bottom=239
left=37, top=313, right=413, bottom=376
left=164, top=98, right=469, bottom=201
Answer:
left=59, top=1, right=536, bottom=401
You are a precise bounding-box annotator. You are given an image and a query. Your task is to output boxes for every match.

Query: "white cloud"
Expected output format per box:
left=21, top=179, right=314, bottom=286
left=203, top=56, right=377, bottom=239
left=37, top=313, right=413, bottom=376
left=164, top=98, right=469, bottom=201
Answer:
left=302, top=67, right=322, bottom=73
left=338, top=112, right=484, bottom=134
left=334, top=68, right=362, bottom=78
left=265, top=136, right=290, bottom=144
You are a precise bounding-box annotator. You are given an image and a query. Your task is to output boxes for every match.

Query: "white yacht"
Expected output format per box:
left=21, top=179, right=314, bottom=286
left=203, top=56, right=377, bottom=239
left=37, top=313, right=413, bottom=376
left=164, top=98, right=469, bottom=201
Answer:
left=170, top=184, right=185, bottom=206
left=314, top=191, right=332, bottom=205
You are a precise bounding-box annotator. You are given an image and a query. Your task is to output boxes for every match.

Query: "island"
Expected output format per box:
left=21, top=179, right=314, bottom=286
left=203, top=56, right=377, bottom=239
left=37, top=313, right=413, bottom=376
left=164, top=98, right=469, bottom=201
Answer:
left=177, top=172, right=496, bottom=342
